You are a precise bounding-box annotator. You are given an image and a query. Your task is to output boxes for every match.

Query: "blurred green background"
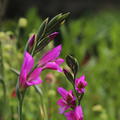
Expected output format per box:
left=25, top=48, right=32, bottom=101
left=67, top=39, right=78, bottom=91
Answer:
left=0, top=3, right=120, bottom=120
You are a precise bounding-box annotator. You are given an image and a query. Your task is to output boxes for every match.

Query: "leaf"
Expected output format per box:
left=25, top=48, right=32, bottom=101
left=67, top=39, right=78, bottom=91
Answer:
left=0, top=42, right=4, bottom=79
left=66, top=55, right=79, bottom=76
left=34, top=85, right=43, bottom=96
left=63, top=69, right=74, bottom=83
left=10, top=68, right=20, bottom=75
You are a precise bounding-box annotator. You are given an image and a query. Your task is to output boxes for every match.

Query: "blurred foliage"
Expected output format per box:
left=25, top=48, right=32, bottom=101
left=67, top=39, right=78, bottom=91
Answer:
left=61, top=10, right=120, bottom=120
left=0, top=8, right=120, bottom=120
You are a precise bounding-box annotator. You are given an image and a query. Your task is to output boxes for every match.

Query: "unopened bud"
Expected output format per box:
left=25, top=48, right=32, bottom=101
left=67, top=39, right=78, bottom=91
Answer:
left=48, top=32, right=59, bottom=40
left=28, top=34, right=35, bottom=48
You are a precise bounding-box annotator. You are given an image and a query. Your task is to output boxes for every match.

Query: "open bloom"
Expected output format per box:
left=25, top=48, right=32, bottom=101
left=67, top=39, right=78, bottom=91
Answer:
left=19, top=45, right=64, bottom=89
left=65, top=105, right=84, bottom=120
left=19, top=52, right=42, bottom=89
left=57, top=87, right=76, bottom=114
left=75, top=75, right=87, bottom=94
left=38, top=45, right=64, bottom=72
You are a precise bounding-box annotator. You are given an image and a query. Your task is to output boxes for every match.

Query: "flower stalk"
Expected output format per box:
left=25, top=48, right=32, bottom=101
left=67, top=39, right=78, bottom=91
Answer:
left=58, top=55, right=88, bottom=120
left=15, top=13, right=69, bottom=120
left=0, top=41, right=6, bottom=102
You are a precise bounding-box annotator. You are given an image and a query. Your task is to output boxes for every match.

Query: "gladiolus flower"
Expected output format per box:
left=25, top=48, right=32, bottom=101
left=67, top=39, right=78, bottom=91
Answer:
left=19, top=45, right=64, bottom=89
left=57, top=87, right=76, bottom=114
left=65, top=105, right=84, bottom=120
left=19, top=52, right=42, bottom=89
left=75, top=75, right=87, bottom=94
left=38, top=45, right=64, bottom=72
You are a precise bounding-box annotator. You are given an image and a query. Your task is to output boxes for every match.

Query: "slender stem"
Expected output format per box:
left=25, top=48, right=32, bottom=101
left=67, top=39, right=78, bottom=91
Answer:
left=18, top=90, right=25, bottom=120
left=18, top=99, right=23, bottom=120
left=73, top=75, right=79, bottom=105
left=0, top=42, right=6, bottom=101
left=16, top=82, right=25, bottom=120
left=0, top=80, right=6, bottom=101
left=34, top=85, right=48, bottom=120
left=78, top=94, right=84, bottom=105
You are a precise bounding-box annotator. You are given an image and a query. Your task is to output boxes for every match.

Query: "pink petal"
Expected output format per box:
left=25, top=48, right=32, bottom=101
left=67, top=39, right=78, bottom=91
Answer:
left=43, top=62, right=63, bottom=72
left=75, top=75, right=87, bottom=94
left=19, top=69, right=27, bottom=88
left=57, top=98, right=67, bottom=107
left=38, top=45, right=62, bottom=66
left=20, top=52, right=34, bottom=75
left=74, top=106, right=84, bottom=120
left=68, top=90, right=76, bottom=101
left=76, top=75, right=85, bottom=85
left=59, top=106, right=70, bottom=114
left=55, top=58, right=64, bottom=65
left=64, top=110, right=75, bottom=120
left=26, top=77, right=42, bottom=86
left=57, top=87, right=68, bottom=99
left=28, top=68, right=42, bottom=82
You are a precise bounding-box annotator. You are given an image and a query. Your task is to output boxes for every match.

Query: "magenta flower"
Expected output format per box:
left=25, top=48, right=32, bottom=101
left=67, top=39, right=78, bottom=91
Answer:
left=57, top=87, right=76, bottom=114
left=65, top=105, right=84, bottom=120
left=19, top=45, right=64, bottom=89
left=19, top=52, right=42, bottom=89
left=38, top=45, right=64, bottom=72
left=75, top=75, right=87, bottom=94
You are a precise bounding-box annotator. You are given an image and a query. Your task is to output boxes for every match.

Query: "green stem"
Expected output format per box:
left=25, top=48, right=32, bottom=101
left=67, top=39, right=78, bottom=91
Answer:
left=78, top=94, right=84, bottom=105
left=16, top=82, right=25, bottom=120
left=0, top=80, right=6, bottom=101
left=18, top=99, right=23, bottom=120
left=34, top=86, right=48, bottom=120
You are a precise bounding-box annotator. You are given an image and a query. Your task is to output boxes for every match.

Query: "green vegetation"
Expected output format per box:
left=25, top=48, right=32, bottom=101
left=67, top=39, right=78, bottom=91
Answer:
left=0, top=9, right=120, bottom=120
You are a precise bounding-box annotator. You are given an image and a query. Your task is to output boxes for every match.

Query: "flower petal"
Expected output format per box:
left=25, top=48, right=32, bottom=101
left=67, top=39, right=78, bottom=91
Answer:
left=28, top=68, right=42, bottom=82
left=20, top=52, right=34, bottom=75
left=64, top=110, right=75, bottom=120
left=38, top=45, right=62, bottom=66
left=55, top=58, right=64, bottom=65
left=57, top=87, right=68, bottom=99
left=75, top=75, right=87, bottom=94
left=74, top=106, right=84, bottom=120
left=19, top=69, right=27, bottom=88
left=59, top=106, right=70, bottom=114
left=26, top=77, right=42, bottom=86
left=43, top=62, right=63, bottom=72
left=57, top=98, right=67, bottom=107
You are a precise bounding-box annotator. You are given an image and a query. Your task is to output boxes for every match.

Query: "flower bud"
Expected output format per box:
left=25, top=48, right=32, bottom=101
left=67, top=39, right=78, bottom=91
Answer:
left=18, top=18, right=28, bottom=28
left=48, top=32, right=59, bottom=40
left=28, top=34, right=35, bottom=48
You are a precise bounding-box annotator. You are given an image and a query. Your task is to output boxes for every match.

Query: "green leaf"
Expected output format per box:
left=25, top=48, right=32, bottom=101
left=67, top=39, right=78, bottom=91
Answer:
left=66, top=55, right=79, bottom=77
left=0, top=42, right=4, bottom=79
left=10, top=68, right=20, bottom=75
